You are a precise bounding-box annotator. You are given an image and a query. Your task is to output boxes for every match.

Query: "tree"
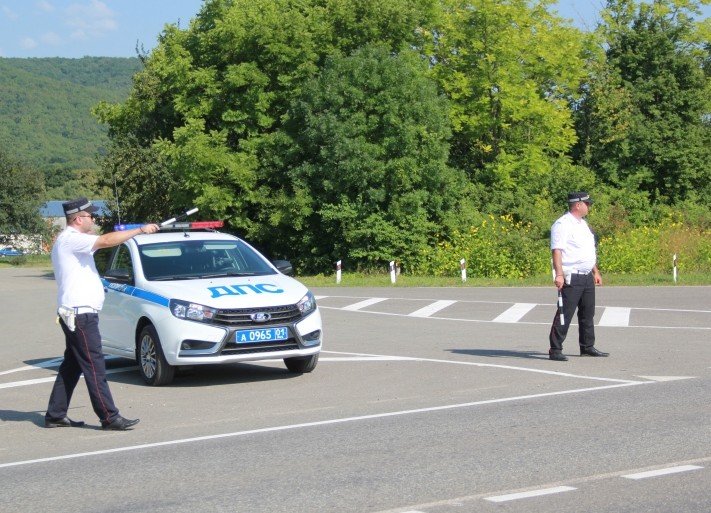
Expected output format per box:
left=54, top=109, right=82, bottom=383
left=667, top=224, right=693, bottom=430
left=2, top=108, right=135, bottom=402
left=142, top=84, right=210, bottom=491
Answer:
left=427, top=0, right=590, bottom=229
left=576, top=0, right=711, bottom=209
left=269, top=45, right=466, bottom=271
left=0, top=149, right=46, bottom=235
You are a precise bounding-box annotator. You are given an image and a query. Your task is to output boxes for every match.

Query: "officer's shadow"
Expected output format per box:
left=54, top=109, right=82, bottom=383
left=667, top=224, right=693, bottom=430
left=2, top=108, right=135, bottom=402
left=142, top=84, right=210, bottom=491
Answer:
left=448, top=348, right=549, bottom=360
left=0, top=409, right=47, bottom=428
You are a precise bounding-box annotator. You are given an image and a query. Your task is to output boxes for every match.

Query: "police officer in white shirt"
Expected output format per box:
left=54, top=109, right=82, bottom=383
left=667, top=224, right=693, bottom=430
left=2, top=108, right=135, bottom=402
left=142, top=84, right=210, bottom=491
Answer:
left=44, top=198, right=159, bottom=430
left=548, top=192, right=609, bottom=361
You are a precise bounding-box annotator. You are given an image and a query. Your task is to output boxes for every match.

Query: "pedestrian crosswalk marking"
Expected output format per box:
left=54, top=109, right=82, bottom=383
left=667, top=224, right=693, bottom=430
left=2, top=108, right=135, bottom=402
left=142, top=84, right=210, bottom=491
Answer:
left=492, top=303, right=537, bottom=323
left=408, top=300, right=457, bottom=318
left=341, top=297, right=388, bottom=311
left=598, top=307, right=631, bottom=326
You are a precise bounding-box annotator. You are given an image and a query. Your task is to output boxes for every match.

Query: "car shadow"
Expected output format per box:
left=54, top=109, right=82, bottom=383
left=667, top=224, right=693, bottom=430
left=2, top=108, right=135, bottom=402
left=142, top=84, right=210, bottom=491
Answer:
left=448, top=348, right=550, bottom=360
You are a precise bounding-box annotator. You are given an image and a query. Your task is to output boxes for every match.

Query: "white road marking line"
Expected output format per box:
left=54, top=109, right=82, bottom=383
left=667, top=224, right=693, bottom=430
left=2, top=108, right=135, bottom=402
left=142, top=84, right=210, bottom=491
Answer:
left=0, top=366, right=138, bottom=390
left=341, top=297, right=388, bottom=311
left=492, top=303, right=536, bottom=323
left=408, top=300, right=457, bottom=318
left=0, top=382, right=645, bottom=470
left=320, top=306, right=711, bottom=330
left=314, top=295, right=328, bottom=300
left=598, top=307, right=631, bottom=327
left=635, top=376, right=696, bottom=382
left=622, top=465, right=704, bottom=480
left=323, top=350, right=645, bottom=384
left=485, top=486, right=577, bottom=502
left=0, top=355, right=124, bottom=377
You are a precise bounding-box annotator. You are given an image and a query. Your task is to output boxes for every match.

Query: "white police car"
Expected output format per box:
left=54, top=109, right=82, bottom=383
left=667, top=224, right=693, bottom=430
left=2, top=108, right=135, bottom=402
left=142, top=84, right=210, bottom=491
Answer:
left=94, top=221, right=322, bottom=386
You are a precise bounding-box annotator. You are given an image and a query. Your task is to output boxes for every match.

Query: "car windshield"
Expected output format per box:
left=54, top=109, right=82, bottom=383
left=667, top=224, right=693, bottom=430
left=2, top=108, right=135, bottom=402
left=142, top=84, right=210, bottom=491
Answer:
left=138, top=239, right=277, bottom=281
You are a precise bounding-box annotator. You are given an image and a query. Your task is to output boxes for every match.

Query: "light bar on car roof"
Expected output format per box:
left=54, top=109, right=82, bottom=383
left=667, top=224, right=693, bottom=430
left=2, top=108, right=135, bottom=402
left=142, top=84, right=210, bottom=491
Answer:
left=114, top=221, right=224, bottom=231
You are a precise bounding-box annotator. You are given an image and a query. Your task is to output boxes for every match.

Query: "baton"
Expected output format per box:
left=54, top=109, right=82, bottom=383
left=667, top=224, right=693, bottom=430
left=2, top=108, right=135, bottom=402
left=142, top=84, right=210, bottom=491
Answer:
left=557, top=290, right=565, bottom=325
left=160, top=207, right=199, bottom=227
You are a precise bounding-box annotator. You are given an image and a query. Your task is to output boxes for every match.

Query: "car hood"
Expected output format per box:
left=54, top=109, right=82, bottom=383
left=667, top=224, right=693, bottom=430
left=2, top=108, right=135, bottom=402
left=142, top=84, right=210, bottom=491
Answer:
left=141, top=274, right=310, bottom=308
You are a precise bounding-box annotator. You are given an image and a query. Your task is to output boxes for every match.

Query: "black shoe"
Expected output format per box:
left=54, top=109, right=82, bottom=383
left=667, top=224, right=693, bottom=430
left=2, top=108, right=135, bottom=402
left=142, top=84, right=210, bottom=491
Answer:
left=580, top=347, right=609, bottom=357
left=44, top=416, right=85, bottom=428
left=549, top=351, right=568, bottom=361
left=102, top=416, right=140, bottom=431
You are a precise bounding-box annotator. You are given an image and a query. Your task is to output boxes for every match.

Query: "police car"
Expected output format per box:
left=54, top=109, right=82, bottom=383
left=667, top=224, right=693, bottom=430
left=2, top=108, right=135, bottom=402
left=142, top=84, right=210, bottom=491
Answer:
left=94, top=221, right=322, bottom=386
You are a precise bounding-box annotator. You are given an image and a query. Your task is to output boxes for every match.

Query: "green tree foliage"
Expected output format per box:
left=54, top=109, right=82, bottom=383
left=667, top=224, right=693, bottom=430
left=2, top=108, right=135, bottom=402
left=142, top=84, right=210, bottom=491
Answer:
left=427, top=0, right=591, bottom=229
left=273, top=45, right=465, bottom=271
left=0, top=57, right=141, bottom=199
left=576, top=0, right=711, bottom=210
left=0, top=149, right=46, bottom=234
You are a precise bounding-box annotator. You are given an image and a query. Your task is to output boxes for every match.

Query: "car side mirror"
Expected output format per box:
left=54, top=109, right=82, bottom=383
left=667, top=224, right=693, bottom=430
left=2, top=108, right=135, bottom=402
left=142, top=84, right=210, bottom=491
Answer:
left=272, top=260, right=294, bottom=276
left=105, top=268, right=133, bottom=283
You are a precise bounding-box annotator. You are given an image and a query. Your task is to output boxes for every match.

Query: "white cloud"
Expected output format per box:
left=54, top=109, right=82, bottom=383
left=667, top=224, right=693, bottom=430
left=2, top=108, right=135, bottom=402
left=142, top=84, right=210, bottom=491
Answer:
left=2, top=5, right=19, bottom=20
left=41, top=31, right=62, bottom=45
left=20, top=37, right=38, bottom=49
left=65, top=0, right=118, bottom=39
left=36, top=1, right=55, bottom=13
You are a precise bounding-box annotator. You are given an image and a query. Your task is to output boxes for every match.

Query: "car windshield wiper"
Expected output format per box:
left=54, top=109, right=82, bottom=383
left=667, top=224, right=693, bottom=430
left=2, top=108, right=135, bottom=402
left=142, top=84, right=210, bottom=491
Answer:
left=149, top=275, right=203, bottom=281
left=197, top=271, right=260, bottom=279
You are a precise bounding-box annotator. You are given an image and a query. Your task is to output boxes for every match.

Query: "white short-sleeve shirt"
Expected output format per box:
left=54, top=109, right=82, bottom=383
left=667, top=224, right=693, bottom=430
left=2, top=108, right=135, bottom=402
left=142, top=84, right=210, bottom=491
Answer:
left=550, top=212, right=596, bottom=274
left=51, top=227, right=104, bottom=310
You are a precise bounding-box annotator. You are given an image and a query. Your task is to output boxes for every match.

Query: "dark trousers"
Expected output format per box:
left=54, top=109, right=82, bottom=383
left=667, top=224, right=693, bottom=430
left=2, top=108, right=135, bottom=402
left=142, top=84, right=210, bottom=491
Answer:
left=46, top=313, right=119, bottom=424
left=549, top=272, right=596, bottom=352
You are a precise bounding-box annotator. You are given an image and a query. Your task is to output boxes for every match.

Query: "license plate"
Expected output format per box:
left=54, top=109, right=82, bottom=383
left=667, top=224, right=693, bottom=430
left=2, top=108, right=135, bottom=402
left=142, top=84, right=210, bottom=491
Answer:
left=234, top=327, right=289, bottom=344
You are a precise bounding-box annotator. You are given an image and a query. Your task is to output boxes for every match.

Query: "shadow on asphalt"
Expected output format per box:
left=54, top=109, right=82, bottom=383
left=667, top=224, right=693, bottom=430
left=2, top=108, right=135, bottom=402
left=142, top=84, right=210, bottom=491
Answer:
left=448, top=348, right=549, bottom=360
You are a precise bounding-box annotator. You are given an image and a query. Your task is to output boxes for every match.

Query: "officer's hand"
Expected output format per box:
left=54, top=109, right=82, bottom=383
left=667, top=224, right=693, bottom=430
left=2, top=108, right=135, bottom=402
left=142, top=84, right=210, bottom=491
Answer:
left=594, top=270, right=602, bottom=286
left=141, top=223, right=160, bottom=234
left=554, top=275, right=564, bottom=290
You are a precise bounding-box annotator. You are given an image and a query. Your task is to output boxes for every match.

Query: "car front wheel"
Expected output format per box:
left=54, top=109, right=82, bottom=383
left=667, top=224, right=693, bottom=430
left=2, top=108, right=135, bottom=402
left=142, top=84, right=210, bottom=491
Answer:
left=138, top=324, right=175, bottom=386
left=284, top=354, right=319, bottom=373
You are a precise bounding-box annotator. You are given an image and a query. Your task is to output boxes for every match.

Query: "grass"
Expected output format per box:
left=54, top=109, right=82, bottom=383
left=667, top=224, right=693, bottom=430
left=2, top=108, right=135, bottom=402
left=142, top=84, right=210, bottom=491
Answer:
left=3, top=255, right=709, bottom=286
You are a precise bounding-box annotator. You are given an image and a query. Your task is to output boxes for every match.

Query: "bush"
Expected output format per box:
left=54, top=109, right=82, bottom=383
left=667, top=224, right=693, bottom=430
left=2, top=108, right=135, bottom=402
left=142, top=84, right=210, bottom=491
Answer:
left=411, top=214, right=550, bottom=279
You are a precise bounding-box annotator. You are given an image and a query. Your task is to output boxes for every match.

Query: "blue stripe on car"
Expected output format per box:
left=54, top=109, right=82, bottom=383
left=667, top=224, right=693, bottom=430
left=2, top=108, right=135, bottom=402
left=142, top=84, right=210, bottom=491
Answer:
left=101, top=279, right=170, bottom=307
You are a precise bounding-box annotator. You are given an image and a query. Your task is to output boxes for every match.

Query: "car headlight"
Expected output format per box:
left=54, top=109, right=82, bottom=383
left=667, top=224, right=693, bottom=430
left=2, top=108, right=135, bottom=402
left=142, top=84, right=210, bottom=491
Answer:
left=170, top=299, right=217, bottom=322
left=296, top=291, right=316, bottom=316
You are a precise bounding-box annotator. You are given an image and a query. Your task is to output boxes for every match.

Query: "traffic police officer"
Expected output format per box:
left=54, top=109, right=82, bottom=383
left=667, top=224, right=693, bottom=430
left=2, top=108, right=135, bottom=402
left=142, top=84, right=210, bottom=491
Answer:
left=548, top=192, right=609, bottom=361
left=44, top=198, right=159, bottom=430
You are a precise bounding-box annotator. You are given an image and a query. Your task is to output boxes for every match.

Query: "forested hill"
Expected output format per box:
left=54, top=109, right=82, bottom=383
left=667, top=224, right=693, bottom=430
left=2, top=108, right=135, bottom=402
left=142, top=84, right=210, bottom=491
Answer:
left=0, top=57, right=141, bottom=198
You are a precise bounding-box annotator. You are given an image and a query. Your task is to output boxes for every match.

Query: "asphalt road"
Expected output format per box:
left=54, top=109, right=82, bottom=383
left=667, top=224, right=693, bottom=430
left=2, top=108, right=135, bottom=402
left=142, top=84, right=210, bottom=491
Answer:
left=1, top=268, right=709, bottom=513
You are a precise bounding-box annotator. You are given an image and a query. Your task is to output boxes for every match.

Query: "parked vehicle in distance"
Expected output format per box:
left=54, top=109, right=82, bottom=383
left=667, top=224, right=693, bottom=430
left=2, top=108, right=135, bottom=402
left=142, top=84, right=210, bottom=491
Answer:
left=0, top=247, right=24, bottom=257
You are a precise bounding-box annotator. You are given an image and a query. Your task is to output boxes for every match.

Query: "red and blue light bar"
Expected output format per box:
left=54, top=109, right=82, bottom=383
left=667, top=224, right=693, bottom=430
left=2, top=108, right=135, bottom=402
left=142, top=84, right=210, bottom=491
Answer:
left=114, top=221, right=224, bottom=231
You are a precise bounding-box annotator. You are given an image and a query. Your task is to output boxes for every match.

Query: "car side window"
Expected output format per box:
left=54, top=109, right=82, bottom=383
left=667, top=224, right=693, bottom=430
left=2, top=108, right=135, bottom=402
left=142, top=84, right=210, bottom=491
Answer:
left=93, top=248, right=114, bottom=275
left=112, top=245, right=134, bottom=278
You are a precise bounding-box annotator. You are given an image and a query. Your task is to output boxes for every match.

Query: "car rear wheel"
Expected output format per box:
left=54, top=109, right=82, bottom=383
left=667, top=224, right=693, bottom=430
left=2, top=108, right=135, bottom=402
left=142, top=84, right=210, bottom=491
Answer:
left=138, top=325, right=175, bottom=386
left=284, top=354, right=319, bottom=373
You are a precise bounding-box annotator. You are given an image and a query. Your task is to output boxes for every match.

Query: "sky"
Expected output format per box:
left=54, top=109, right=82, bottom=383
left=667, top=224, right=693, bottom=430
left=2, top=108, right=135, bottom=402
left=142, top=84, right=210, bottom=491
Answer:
left=0, top=0, right=708, bottom=59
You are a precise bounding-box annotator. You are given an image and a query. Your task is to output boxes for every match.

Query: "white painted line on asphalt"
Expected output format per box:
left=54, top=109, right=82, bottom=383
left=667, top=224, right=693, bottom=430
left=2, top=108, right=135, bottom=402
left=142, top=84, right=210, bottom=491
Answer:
left=635, top=376, right=696, bottom=382
left=341, top=297, right=388, bottom=311
left=314, top=295, right=328, bottom=300
left=0, top=381, right=646, bottom=470
left=598, top=307, right=631, bottom=326
left=492, top=303, right=536, bottom=323
left=485, top=486, right=577, bottom=502
left=622, top=465, right=703, bottom=480
left=324, top=350, right=645, bottom=384
left=0, top=366, right=138, bottom=390
left=0, top=355, right=123, bottom=376
left=320, top=305, right=711, bottom=330
left=408, top=300, right=457, bottom=318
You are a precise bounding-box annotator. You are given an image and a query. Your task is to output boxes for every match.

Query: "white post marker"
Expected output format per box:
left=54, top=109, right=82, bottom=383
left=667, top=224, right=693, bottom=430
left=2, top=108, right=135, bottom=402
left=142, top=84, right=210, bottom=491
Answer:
left=389, top=261, right=396, bottom=284
left=160, top=207, right=199, bottom=227
left=673, top=253, right=677, bottom=283
left=336, top=260, right=342, bottom=284
left=460, top=258, right=467, bottom=282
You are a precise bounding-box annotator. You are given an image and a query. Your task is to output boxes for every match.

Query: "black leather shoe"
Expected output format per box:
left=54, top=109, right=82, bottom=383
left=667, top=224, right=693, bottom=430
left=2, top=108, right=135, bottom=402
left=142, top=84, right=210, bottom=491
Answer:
left=549, top=351, right=568, bottom=361
left=102, top=416, right=140, bottom=431
left=580, top=347, right=609, bottom=357
left=45, top=416, right=85, bottom=428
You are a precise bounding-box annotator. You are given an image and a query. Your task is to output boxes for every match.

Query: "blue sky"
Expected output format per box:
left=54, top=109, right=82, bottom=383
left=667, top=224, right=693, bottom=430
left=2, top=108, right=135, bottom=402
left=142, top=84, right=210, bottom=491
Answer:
left=0, top=1, right=708, bottom=59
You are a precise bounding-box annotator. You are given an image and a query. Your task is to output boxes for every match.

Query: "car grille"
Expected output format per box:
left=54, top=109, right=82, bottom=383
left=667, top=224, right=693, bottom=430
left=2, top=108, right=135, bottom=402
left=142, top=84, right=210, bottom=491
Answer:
left=221, top=341, right=299, bottom=355
left=211, top=304, right=302, bottom=326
